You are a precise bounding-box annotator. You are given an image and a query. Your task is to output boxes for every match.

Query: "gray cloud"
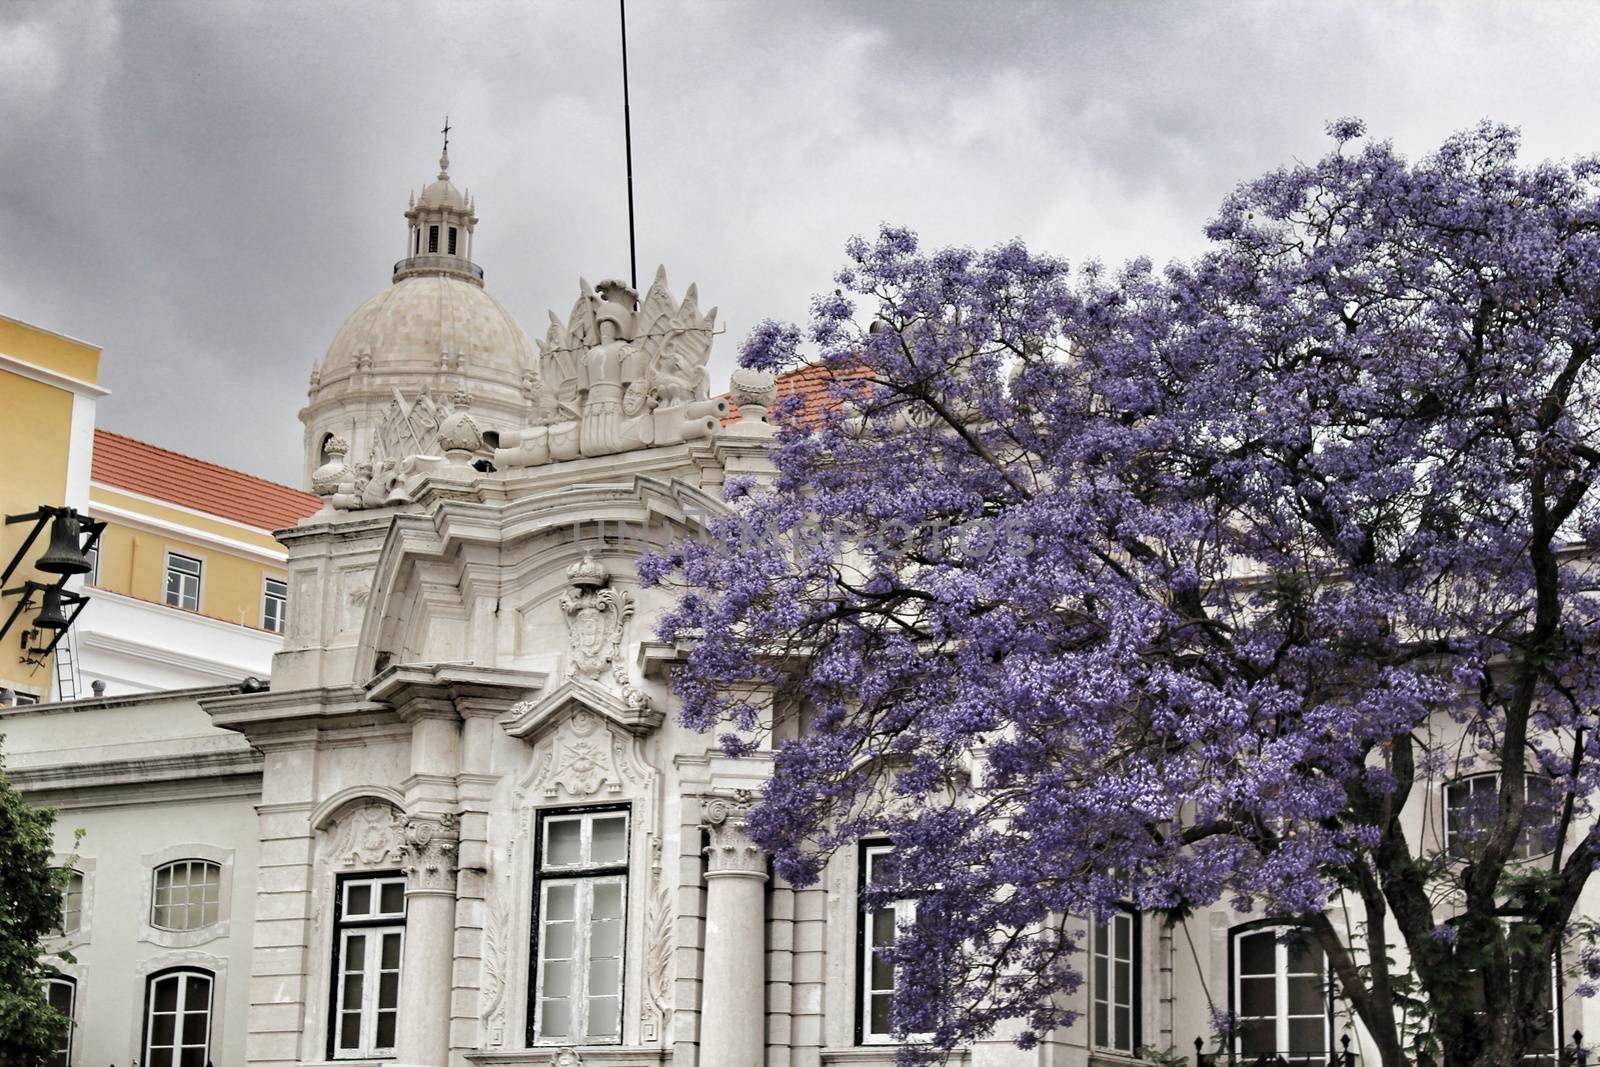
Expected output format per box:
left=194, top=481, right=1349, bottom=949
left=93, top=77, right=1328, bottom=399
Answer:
left=3, top=0, right=1600, bottom=484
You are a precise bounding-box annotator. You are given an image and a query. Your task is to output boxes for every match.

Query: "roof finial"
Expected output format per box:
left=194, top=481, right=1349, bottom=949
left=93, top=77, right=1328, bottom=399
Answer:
left=439, top=115, right=452, bottom=179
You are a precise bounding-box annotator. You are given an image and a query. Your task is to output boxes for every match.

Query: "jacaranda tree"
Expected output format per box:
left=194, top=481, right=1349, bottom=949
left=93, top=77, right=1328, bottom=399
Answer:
left=642, top=121, right=1600, bottom=1067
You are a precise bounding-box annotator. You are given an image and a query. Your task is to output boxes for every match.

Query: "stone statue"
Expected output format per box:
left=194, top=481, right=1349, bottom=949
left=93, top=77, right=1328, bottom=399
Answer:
left=495, top=266, right=728, bottom=470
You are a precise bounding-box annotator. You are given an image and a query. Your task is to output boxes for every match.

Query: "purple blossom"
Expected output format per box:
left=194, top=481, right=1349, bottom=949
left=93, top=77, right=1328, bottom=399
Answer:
left=646, top=122, right=1600, bottom=1064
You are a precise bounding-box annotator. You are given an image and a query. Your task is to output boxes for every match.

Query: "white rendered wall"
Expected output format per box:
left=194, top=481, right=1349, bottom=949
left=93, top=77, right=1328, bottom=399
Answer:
left=74, top=588, right=283, bottom=695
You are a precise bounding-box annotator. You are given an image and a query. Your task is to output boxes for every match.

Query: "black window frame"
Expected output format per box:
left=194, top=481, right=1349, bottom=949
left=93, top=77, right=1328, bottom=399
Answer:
left=163, top=551, right=203, bottom=612
left=427, top=225, right=439, bottom=253
left=325, top=869, right=407, bottom=1060
left=525, top=802, right=631, bottom=1047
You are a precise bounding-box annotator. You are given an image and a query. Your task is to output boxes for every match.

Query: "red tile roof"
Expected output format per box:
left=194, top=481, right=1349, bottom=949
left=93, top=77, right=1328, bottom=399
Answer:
left=724, top=363, right=870, bottom=426
left=91, top=430, right=322, bottom=532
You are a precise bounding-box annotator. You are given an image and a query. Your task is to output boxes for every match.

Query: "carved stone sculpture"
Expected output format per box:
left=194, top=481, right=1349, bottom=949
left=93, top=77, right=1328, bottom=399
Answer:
left=560, top=552, right=632, bottom=681
left=399, top=811, right=458, bottom=893
left=494, top=266, right=729, bottom=469
left=703, top=793, right=766, bottom=877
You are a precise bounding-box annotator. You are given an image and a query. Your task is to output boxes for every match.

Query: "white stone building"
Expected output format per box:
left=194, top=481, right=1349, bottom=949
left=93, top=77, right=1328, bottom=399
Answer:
left=9, top=148, right=1600, bottom=1067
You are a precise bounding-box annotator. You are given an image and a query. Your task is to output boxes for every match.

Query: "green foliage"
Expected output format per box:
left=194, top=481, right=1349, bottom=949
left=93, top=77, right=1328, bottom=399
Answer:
left=0, top=737, right=71, bottom=1061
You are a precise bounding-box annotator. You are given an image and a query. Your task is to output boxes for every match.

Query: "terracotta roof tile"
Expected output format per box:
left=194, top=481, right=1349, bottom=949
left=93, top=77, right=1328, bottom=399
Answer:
left=91, top=430, right=322, bottom=532
left=723, top=363, right=870, bottom=427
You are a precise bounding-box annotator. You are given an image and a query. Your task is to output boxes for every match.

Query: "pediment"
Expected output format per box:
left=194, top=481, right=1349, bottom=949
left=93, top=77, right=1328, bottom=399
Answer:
left=498, top=677, right=663, bottom=742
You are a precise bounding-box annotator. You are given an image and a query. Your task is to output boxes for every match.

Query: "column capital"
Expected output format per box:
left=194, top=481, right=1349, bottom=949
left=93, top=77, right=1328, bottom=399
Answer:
left=400, top=811, right=459, bottom=894
left=703, top=793, right=767, bottom=880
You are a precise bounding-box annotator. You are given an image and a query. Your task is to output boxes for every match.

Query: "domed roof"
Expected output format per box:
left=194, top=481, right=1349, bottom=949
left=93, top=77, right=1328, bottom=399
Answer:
left=317, top=272, right=533, bottom=385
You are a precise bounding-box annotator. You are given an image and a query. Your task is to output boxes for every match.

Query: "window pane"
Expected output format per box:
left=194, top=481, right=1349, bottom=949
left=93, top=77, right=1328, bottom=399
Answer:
left=1239, top=931, right=1275, bottom=975
left=543, top=959, right=574, bottom=998
left=1289, top=1018, right=1327, bottom=1054
left=1287, top=937, right=1322, bottom=974
left=541, top=997, right=572, bottom=1038
left=592, top=816, right=627, bottom=865
left=1115, top=1004, right=1131, bottom=1053
left=544, top=920, right=575, bottom=959
left=1287, top=974, right=1323, bottom=1014
left=546, top=883, right=576, bottom=921
left=587, top=995, right=620, bottom=1039
left=547, top=821, right=581, bottom=867
left=376, top=1010, right=397, bottom=1048
left=1239, top=1018, right=1275, bottom=1056
left=340, top=1012, right=361, bottom=1049
left=592, top=881, right=622, bottom=919
left=870, top=992, right=892, bottom=1035
left=348, top=883, right=371, bottom=916
left=379, top=881, right=405, bottom=915
left=154, top=975, right=179, bottom=1012
left=381, top=930, right=403, bottom=970
left=1240, top=975, right=1276, bottom=1016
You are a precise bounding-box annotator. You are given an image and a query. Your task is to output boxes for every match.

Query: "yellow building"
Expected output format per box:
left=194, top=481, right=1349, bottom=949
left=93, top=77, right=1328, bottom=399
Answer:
left=0, top=312, right=322, bottom=702
left=75, top=431, right=321, bottom=696
left=0, top=314, right=104, bottom=703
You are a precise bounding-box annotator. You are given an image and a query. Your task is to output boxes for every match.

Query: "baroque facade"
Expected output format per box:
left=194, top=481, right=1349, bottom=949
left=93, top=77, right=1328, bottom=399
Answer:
left=9, top=148, right=1600, bottom=1067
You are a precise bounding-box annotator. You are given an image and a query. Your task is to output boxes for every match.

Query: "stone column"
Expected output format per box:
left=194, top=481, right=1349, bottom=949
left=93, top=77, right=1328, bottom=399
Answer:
left=398, top=812, right=459, bottom=1066
left=699, top=795, right=768, bottom=1067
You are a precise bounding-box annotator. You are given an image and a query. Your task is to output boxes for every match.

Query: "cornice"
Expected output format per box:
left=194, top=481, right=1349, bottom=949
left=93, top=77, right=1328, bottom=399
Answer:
left=11, top=748, right=262, bottom=799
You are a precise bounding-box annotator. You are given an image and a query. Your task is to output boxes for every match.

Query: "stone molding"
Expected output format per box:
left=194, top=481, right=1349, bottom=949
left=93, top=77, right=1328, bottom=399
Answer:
left=401, top=811, right=459, bottom=893
left=703, top=793, right=767, bottom=879
left=137, top=841, right=236, bottom=949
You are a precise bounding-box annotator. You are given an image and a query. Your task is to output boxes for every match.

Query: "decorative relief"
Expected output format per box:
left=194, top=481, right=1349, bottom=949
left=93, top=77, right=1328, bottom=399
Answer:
left=479, top=895, right=511, bottom=1046
left=551, top=1050, right=584, bottom=1067
left=703, top=792, right=767, bottom=877
left=328, top=801, right=406, bottom=868
left=560, top=553, right=631, bottom=680
left=400, top=812, right=459, bottom=893
left=518, top=707, right=656, bottom=802
left=641, top=836, right=674, bottom=1043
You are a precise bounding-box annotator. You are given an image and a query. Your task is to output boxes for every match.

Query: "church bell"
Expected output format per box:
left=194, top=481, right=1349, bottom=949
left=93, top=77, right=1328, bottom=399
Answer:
left=32, top=585, right=72, bottom=631
left=35, top=509, right=92, bottom=576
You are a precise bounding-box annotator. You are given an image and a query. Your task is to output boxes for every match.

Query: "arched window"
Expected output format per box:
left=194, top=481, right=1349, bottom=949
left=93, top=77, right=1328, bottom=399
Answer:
left=45, top=975, right=75, bottom=1067
left=151, top=859, right=221, bottom=931
left=143, top=968, right=213, bottom=1067
left=1231, top=925, right=1329, bottom=1064
left=427, top=225, right=439, bottom=253
left=1445, top=773, right=1557, bottom=859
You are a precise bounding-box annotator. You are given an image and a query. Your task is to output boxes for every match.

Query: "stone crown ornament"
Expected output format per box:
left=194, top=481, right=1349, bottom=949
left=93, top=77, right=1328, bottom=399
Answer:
left=494, top=266, right=729, bottom=469
left=566, top=551, right=610, bottom=590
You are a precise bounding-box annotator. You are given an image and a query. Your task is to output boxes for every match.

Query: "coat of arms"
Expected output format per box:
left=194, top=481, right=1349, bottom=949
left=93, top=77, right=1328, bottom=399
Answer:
left=560, top=552, right=632, bottom=679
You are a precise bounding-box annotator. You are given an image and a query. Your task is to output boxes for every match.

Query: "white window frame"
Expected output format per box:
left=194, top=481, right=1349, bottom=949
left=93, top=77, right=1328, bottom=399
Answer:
left=84, top=543, right=99, bottom=587
left=150, top=859, right=222, bottom=932
left=1445, top=772, right=1557, bottom=860
left=45, top=974, right=75, bottom=1067
left=57, top=868, right=84, bottom=936
left=143, top=968, right=213, bottom=1067
left=860, top=842, right=924, bottom=1045
left=1092, top=908, right=1139, bottom=1054
left=529, top=807, right=630, bottom=1046
left=163, top=552, right=202, bottom=612
left=330, top=874, right=407, bottom=1059
left=1232, top=926, right=1330, bottom=1064
left=262, top=576, right=288, bottom=633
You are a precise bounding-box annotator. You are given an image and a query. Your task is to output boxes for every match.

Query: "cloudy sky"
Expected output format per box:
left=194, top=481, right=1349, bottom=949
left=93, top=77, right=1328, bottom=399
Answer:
left=4, top=1, right=1600, bottom=484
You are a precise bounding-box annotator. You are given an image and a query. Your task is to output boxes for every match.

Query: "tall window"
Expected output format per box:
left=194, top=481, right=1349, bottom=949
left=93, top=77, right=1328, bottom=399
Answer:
left=151, top=859, right=221, bottom=931
left=1446, top=773, right=1558, bottom=859
left=1093, top=909, right=1139, bottom=1054
left=164, top=553, right=202, bottom=612
left=529, top=807, right=629, bottom=1046
left=427, top=225, right=439, bottom=253
left=57, top=869, right=83, bottom=935
left=263, top=577, right=288, bottom=633
left=144, top=969, right=212, bottom=1067
left=330, top=873, right=406, bottom=1058
left=448, top=226, right=458, bottom=255
left=413, top=228, right=420, bottom=255
left=1233, top=926, right=1329, bottom=1064
left=860, top=842, right=920, bottom=1044
left=45, top=975, right=75, bottom=1067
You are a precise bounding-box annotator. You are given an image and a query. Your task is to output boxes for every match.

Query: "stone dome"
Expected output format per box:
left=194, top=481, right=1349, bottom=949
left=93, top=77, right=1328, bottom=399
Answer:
left=299, top=145, right=533, bottom=487
left=316, top=274, right=533, bottom=386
